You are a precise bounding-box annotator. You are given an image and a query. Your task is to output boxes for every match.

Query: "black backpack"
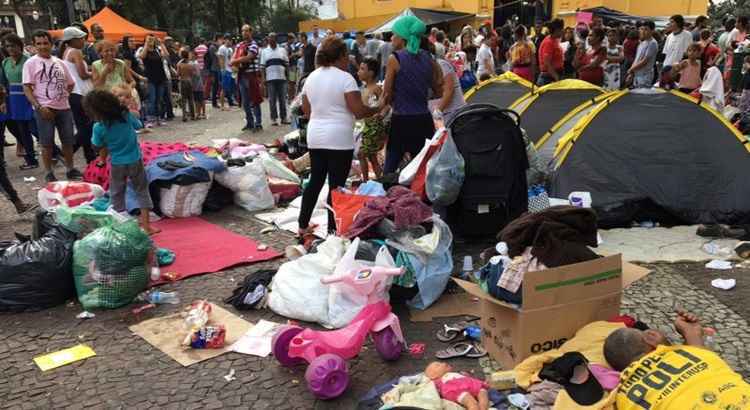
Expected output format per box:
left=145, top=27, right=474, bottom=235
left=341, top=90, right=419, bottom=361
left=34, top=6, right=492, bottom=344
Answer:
left=446, top=103, right=529, bottom=237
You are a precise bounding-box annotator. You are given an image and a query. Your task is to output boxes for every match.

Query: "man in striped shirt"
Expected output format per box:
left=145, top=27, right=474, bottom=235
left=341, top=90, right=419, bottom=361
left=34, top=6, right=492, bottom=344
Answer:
left=230, top=24, right=263, bottom=132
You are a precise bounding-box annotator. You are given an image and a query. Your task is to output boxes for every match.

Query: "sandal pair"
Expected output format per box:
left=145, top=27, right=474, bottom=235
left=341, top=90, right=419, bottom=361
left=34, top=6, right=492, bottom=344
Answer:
left=435, top=342, right=487, bottom=359
left=435, top=317, right=479, bottom=342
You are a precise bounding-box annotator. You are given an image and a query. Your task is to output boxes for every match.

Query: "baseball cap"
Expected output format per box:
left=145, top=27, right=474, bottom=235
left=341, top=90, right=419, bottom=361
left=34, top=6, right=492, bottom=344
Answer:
left=62, top=26, right=87, bottom=42
left=539, top=352, right=604, bottom=405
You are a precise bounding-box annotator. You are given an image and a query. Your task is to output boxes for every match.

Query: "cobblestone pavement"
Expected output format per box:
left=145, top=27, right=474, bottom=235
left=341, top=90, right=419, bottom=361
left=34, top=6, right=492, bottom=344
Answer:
left=1, top=102, right=749, bottom=409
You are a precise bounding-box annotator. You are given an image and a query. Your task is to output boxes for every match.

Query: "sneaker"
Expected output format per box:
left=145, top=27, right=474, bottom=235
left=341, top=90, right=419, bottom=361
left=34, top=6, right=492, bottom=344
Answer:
left=45, top=172, right=57, bottom=182
left=255, top=125, right=263, bottom=132
left=145, top=121, right=155, bottom=129
left=12, top=200, right=37, bottom=214
left=182, top=117, right=188, bottom=122
left=281, top=119, right=291, bottom=125
left=66, top=168, right=83, bottom=180
left=735, top=242, right=750, bottom=259
left=19, top=162, right=39, bottom=170
left=271, top=120, right=279, bottom=126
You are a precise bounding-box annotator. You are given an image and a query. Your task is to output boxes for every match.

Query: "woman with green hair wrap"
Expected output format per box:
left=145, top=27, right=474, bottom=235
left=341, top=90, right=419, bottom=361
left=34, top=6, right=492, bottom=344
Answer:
left=380, top=14, right=443, bottom=174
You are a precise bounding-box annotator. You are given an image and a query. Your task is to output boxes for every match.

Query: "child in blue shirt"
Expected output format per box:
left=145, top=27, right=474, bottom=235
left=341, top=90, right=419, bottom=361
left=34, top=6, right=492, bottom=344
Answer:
left=85, top=89, right=160, bottom=235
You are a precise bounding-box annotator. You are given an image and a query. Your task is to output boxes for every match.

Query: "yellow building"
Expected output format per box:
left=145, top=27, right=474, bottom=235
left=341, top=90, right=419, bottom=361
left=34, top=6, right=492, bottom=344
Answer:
left=300, top=0, right=494, bottom=32
left=554, top=0, right=708, bottom=27
left=300, top=0, right=708, bottom=33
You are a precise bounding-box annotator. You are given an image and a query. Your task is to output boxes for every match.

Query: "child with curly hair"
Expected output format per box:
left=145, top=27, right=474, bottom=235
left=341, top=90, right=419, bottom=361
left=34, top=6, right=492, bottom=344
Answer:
left=356, top=57, right=388, bottom=181
left=84, top=89, right=159, bottom=235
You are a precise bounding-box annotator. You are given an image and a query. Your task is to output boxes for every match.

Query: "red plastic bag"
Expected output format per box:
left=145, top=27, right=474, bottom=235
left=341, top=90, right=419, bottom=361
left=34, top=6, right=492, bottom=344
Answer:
left=331, top=189, right=372, bottom=236
left=37, top=181, right=105, bottom=210
left=410, top=129, right=447, bottom=201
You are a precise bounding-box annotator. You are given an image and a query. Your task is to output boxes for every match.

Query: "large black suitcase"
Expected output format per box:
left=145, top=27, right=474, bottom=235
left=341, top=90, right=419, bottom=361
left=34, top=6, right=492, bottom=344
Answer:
left=446, top=104, right=529, bottom=237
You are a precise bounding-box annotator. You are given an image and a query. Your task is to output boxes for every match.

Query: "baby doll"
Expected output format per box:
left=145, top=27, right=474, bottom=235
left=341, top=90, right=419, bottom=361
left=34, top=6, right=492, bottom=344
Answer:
left=425, top=361, right=490, bottom=410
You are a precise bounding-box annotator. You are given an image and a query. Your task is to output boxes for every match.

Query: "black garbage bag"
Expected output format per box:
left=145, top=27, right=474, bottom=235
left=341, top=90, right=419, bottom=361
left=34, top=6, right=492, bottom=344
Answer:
left=0, top=225, right=77, bottom=311
left=32, top=209, right=58, bottom=240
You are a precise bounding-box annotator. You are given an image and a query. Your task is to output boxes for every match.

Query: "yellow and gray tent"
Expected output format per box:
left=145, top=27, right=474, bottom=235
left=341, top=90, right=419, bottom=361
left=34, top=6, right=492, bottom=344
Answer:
left=550, top=88, right=750, bottom=227
left=463, top=72, right=533, bottom=108
left=510, top=79, right=605, bottom=148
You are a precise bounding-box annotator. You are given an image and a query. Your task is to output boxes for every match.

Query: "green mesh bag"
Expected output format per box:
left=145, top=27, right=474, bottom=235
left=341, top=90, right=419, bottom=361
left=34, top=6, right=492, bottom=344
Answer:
left=56, top=205, right=116, bottom=237
left=73, top=220, right=153, bottom=309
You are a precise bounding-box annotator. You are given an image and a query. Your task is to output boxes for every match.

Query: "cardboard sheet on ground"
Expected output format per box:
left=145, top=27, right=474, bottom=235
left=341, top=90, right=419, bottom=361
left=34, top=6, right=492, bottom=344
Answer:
left=410, top=262, right=650, bottom=322
left=597, top=225, right=740, bottom=262
left=151, top=217, right=281, bottom=281
left=129, top=303, right=252, bottom=366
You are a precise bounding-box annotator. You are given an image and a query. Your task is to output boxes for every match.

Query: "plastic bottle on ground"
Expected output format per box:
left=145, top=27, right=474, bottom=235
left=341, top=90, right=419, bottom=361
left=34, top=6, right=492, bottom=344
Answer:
left=139, top=290, right=180, bottom=305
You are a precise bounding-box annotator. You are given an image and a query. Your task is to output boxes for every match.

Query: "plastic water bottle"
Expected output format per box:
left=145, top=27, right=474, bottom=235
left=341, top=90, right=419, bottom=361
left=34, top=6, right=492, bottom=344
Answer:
left=462, top=255, right=474, bottom=279
left=140, top=290, right=180, bottom=305
left=703, top=327, right=717, bottom=350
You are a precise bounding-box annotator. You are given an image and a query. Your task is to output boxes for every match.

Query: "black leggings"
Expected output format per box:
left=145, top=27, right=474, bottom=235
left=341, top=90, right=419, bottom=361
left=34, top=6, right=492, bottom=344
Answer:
left=0, top=125, right=19, bottom=202
left=69, top=93, right=96, bottom=163
left=298, top=149, right=353, bottom=232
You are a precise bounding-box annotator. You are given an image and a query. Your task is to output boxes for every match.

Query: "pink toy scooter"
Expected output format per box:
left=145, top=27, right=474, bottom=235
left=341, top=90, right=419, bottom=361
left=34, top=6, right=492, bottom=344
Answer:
left=271, top=266, right=407, bottom=399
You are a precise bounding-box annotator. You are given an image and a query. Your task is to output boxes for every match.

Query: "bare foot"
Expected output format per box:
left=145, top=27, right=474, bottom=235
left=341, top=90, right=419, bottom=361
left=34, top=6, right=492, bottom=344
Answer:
left=143, top=226, right=161, bottom=235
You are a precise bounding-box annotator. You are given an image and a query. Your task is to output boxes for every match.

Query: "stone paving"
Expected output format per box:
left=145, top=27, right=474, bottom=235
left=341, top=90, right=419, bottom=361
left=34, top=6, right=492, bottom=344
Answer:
left=1, top=102, right=749, bottom=409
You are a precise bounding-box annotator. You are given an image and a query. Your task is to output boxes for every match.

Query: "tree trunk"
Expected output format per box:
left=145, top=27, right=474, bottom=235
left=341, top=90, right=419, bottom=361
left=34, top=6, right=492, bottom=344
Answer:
left=217, top=0, right=225, bottom=33
left=230, top=0, right=241, bottom=34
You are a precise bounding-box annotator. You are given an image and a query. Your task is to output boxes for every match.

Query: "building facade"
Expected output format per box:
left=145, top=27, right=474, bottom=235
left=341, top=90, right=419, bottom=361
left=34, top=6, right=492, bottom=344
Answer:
left=300, top=0, right=708, bottom=33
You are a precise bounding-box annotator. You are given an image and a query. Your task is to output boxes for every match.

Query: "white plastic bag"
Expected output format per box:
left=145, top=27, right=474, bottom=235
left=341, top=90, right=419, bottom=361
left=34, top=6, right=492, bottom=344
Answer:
left=259, top=151, right=301, bottom=184
left=398, top=139, right=431, bottom=186
left=159, top=180, right=212, bottom=218
left=37, top=181, right=105, bottom=210
left=215, top=161, right=274, bottom=212
left=268, top=237, right=349, bottom=326
left=425, top=132, right=464, bottom=206
left=326, top=239, right=398, bottom=328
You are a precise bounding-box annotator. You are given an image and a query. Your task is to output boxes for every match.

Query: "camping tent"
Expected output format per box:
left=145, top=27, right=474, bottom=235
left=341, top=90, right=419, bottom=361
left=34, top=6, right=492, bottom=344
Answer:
left=533, top=91, right=616, bottom=165
left=49, top=7, right=167, bottom=43
left=367, top=8, right=473, bottom=34
left=463, top=72, right=533, bottom=108
left=509, top=79, right=605, bottom=147
left=550, top=88, right=750, bottom=228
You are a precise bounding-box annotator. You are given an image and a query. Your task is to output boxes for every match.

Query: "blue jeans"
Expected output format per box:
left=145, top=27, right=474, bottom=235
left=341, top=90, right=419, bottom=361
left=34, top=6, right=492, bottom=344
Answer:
left=147, top=81, right=167, bottom=122
left=222, top=71, right=236, bottom=106
left=238, top=75, right=262, bottom=128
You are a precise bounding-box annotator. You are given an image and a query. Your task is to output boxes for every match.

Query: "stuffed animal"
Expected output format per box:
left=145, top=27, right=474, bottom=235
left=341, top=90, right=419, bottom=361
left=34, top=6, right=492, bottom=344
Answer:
left=425, top=361, right=490, bottom=410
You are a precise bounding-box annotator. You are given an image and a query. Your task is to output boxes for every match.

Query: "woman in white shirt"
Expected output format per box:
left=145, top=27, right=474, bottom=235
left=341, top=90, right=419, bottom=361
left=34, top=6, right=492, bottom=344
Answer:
left=298, top=36, right=379, bottom=238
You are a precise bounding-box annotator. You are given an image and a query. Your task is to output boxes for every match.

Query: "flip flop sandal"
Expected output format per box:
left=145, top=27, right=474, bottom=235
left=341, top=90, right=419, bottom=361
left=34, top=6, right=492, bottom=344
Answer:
left=435, top=342, right=487, bottom=359
left=436, top=319, right=479, bottom=342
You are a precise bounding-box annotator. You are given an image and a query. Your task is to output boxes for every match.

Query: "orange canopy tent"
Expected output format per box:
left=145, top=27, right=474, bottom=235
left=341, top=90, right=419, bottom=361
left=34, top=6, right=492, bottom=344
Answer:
left=49, top=7, right=167, bottom=43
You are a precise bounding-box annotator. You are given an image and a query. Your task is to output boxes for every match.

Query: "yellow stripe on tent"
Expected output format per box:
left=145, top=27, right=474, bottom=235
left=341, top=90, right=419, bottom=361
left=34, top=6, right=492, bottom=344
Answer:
left=463, top=71, right=533, bottom=101
left=669, top=89, right=750, bottom=153
left=553, top=90, right=629, bottom=169
left=509, top=78, right=605, bottom=116
left=534, top=90, right=619, bottom=150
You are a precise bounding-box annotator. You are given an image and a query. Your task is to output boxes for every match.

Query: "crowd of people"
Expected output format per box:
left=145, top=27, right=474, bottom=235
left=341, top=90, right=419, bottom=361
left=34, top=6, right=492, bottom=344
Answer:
left=1, top=12, right=749, bottom=221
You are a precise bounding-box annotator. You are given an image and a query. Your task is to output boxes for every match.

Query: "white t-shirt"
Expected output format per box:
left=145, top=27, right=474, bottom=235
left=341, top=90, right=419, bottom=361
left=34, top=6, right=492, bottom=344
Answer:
left=260, top=46, right=288, bottom=81
left=662, top=30, right=693, bottom=67
left=476, top=43, right=495, bottom=77
left=218, top=44, right=233, bottom=73
left=302, top=66, right=359, bottom=150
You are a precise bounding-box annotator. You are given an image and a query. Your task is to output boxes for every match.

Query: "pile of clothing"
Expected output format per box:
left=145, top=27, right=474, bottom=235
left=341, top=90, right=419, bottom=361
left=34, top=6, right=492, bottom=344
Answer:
left=336, top=184, right=455, bottom=310
left=212, top=138, right=302, bottom=207
left=511, top=318, right=649, bottom=409
left=479, top=206, right=600, bottom=305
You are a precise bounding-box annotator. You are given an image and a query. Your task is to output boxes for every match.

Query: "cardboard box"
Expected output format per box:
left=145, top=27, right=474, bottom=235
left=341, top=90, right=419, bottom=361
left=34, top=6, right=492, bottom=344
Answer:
left=455, top=255, right=647, bottom=370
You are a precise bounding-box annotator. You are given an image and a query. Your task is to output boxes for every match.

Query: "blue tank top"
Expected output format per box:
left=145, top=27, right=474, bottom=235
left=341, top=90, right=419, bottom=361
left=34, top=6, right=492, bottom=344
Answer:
left=392, top=49, right=433, bottom=116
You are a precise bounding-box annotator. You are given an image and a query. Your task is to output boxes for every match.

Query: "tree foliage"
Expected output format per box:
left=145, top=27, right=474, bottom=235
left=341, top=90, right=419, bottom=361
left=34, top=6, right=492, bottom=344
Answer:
left=105, top=0, right=316, bottom=43
left=708, top=0, right=750, bottom=26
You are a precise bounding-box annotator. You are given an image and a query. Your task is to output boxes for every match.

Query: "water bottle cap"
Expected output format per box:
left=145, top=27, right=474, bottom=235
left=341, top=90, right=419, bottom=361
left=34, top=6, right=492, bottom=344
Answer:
left=495, top=242, right=508, bottom=255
